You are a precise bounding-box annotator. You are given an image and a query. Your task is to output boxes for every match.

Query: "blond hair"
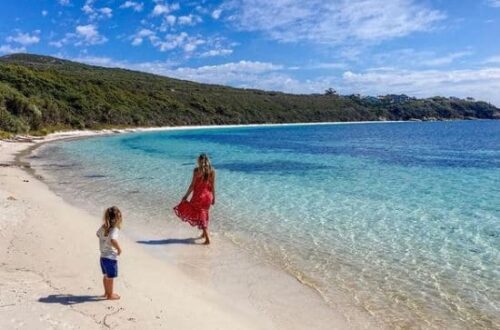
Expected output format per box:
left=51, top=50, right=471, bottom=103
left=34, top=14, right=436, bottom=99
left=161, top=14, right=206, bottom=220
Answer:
left=198, top=153, right=214, bottom=181
left=103, top=206, right=122, bottom=236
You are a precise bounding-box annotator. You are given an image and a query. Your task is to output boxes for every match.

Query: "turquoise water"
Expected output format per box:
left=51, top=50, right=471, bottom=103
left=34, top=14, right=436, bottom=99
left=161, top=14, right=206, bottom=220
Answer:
left=34, top=121, right=499, bottom=328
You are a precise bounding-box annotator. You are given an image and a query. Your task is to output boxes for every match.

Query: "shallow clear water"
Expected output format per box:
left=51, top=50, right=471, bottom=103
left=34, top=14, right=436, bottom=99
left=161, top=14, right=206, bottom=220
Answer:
left=34, top=121, right=500, bottom=329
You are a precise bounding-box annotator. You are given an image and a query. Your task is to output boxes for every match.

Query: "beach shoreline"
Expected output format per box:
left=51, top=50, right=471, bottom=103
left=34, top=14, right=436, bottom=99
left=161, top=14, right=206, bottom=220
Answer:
left=0, top=135, right=269, bottom=329
left=0, top=127, right=379, bottom=329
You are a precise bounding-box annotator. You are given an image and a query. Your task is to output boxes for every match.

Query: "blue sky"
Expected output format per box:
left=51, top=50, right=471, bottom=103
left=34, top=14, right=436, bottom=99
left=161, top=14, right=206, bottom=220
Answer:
left=1, top=0, right=500, bottom=104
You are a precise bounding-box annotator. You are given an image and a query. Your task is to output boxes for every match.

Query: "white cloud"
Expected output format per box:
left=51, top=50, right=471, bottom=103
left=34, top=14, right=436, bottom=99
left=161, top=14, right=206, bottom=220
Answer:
left=0, top=44, right=27, bottom=54
left=129, top=22, right=234, bottom=56
left=68, top=56, right=130, bottom=68
left=153, top=4, right=168, bottom=15
left=82, top=3, right=93, bottom=14
left=171, top=61, right=283, bottom=78
left=42, top=10, right=48, bottom=16
left=370, top=48, right=474, bottom=69
left=70, top=56, right=115, bottom=66
left=184, top=39, right=205, bottom=52
left=194, top=5, right=209, bottom=15
left=306, top=62, right=347, bottom=70
left=131, top=28, right=155, bottom=46
left=6, top=31, right=41, bottom=46
left=484, top=55, right=500, bottom=64
left=120, top=1, right=144, bottom=12
left=223, top=0, right=445, bottom=45
left=198, top=37, right=236, bottom=58
left=200, top=48, right=233, bottom=57
left=152, top=2, right=180, bottom=16
left=212, top=8, right=222, bottom=19
left=487, top=0, right=500, bottom=7
left=146, top=32, right=205, bottom=53
left=82, top=0, right=113, bottom=20
left=165, top=15, right=177, bottom=26
left=155, top=61, right=321, bottom=94
left=76, top=24, right=107, bottom=45
left=341, top=67, right=500, bottom=104
left=77, top=25, right=99, bottom=38
left=58, top=0, right=70, bottom=5
left=131, top=25, right=235, bottom=57
left=99, top=7, right=113, bottom=18
left=178, top=14, right=202, bottom=26
left=49, top=40, right=64, bottom=48
left=421, top=51, right=472, bottom=66
left=64, top=55, right=180, bottom=77
left=73, top=56, right=281, bottom=81
left=158, top=15, right=178, bottom=31
left=51, top=24, right=107, bottom=47
left=93, top=60, right=282, bottom=91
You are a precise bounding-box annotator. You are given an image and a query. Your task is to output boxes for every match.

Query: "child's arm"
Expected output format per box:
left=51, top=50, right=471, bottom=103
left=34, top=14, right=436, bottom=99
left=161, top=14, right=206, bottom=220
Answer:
left=111, top=239, right=122, bottom=256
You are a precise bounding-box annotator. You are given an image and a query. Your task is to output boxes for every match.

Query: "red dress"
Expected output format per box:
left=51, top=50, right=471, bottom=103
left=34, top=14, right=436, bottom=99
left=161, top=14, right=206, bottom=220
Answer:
left=174, top=173, right=214, bottom=229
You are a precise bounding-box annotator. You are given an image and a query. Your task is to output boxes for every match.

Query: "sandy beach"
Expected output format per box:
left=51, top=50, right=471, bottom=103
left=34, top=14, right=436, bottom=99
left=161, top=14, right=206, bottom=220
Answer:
left=0, top=129, right=371, bottom=330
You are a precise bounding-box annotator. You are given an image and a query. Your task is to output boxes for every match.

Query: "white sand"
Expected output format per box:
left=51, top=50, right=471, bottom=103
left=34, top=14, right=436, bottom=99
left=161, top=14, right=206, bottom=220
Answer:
left=0, top=129, right=377, bottom=329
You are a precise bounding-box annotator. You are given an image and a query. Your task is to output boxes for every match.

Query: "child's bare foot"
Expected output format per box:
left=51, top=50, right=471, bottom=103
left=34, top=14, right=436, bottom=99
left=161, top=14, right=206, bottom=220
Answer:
left=203, top=238, right=210, bottom=245
left=106, top=293, right=121, bottom=300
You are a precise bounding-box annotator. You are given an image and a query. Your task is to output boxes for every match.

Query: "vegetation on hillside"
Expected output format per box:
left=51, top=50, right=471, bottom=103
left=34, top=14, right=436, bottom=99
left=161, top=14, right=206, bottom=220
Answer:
left=0, top=53, right=498, bottom=134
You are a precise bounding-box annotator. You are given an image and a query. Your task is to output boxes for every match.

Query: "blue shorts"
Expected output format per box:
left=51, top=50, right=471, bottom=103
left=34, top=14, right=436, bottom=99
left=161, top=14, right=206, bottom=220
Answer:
left=100, top=257, right=118, bottom=278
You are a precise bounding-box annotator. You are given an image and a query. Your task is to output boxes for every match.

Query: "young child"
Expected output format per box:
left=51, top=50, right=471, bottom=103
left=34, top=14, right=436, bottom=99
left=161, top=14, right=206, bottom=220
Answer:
left=96, top=206, right=123, bottom=300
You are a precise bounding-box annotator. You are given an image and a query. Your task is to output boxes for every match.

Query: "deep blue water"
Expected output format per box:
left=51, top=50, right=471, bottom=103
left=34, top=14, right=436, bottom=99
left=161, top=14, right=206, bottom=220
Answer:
left=34, top=121, right=500, bottom=328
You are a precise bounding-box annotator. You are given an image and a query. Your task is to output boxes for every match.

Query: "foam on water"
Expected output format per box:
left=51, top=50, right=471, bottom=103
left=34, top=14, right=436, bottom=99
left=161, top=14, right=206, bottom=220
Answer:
left=32, top=121, right=500, bottom=328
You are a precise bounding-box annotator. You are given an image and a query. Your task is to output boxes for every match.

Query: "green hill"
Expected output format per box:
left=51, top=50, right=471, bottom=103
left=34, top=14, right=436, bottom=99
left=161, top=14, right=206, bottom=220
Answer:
left=0, top=53, right=498, bottom=135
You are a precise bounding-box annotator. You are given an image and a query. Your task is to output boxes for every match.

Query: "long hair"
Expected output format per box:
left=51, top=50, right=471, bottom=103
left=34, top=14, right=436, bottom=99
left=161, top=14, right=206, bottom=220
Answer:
left=103, top=206, right=123, bottom=236
left=198, top=153, right=213, bottom=181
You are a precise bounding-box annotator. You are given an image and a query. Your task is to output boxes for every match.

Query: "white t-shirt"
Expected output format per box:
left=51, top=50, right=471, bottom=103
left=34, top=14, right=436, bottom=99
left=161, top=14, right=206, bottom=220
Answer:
left=97, top=226, right=120, bottom=260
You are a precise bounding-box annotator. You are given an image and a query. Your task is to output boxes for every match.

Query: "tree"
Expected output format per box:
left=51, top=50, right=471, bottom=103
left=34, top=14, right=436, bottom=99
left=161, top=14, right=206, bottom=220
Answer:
left=325, top=88, right=337, bottom=96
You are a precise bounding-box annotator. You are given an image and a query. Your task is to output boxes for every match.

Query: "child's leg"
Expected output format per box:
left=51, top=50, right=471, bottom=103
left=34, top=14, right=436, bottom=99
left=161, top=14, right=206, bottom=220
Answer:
left=100, top=258, right=108, bottom=297
left=105, top=278, right=120, bottom=300
left=101, top=258, right=120, bottom=299
left=102, top=276, right=108, bottom=297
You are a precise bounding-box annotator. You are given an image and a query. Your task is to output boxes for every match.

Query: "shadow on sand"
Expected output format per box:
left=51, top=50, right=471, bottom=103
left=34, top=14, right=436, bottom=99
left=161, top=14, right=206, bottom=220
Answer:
left=136, top=237, right=200, bottom=245
left=38, top=294, right=104, bottom=305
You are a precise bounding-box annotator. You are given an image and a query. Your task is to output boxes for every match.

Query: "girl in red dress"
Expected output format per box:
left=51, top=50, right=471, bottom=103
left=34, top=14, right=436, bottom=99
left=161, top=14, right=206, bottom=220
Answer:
left=174, top=154, right=216, bottom=244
